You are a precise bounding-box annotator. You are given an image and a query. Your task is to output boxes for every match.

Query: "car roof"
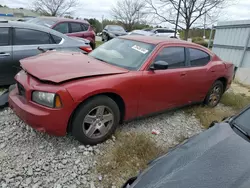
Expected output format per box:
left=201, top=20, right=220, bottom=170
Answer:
left=0, top=21, right=67, bottom=38
left=37, top=16, right=89, bottom=24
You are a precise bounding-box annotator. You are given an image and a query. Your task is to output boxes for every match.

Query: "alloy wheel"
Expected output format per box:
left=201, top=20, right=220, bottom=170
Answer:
left=82, top=105, right=114, bottom=139
left=208, top=85, right=222, bottom=106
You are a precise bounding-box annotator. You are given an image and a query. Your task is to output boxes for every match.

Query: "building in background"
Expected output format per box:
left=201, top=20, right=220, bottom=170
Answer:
left=0, top=7, right=39, bottom=21
left=212, top=20, right=250, bottom=85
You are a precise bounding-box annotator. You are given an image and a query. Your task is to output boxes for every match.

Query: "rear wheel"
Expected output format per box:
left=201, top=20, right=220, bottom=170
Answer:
left=72, top=95, right=120, bottom=145
left=204, top=81, right=224, bottom=107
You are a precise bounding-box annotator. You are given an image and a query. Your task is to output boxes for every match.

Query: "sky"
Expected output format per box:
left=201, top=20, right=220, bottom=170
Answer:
left=1, top=0, right=250, bottom=25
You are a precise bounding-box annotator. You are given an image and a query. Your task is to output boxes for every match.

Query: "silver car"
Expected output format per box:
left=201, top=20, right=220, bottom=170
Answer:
left=0, top=20, right=91, bottom=87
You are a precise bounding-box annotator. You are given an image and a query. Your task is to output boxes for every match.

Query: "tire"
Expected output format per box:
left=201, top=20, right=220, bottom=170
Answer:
left=72, top=95, right=120, bottom=145
left=204, top=80, right=224, bottom=107
left=102, top=34, right=109, bottom=42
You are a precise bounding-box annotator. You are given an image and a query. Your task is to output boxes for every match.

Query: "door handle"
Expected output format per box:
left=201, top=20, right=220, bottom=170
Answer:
left=180, top=72, right=186, bottom=76
left=211, top=70, right=215, bottom=73
left=0, top=53, right=10, bottom=57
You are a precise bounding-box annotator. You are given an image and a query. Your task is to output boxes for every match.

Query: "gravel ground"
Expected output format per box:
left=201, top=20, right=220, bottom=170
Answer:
left=0, top=106, right=203, bottom=188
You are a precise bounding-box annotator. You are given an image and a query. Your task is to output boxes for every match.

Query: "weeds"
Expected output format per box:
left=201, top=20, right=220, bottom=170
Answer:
left=220, top=92, right=250, bottom=111
left=97, top=132, right=166, bottom=187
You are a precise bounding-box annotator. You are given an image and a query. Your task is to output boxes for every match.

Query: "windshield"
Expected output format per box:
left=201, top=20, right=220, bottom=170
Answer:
left=109, top=25, right=125, bottom=32
left=89, top=38, right=155, bottom=70
left=27, top=18, right=56, bottom=27
left=232, top=107, right=250, bottom=135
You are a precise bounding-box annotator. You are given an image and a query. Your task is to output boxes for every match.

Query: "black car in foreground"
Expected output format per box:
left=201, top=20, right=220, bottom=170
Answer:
left=123, top=105, right=250, bottom=188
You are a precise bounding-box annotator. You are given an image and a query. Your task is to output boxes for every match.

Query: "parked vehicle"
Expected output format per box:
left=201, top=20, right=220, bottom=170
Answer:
left=102, top=25, right=127, bottom=41
left=9, top=36, right=234, bottom=145
left=143, top=28, right=180, bottom=39
left=128, top=30, right=155, bottom=36
left=27, top=17, right=96, bottom=49
left=123, top=105, right=250, bottom=188
left=0, top=20, right=91, bottom=87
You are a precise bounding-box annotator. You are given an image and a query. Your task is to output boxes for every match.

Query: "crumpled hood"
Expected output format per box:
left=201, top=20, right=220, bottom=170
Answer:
left=20, top=51, right=128, bottom=83
left=130, top=124, right=250, bottom=188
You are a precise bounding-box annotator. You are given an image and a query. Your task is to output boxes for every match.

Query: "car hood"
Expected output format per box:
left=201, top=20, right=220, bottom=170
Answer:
left=20, top=51, right=128, bottom=83
left=129, top=124, right=250, bottom=188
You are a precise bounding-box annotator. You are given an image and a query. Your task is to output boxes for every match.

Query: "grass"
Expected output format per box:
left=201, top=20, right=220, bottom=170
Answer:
left=220, top=92, right=250, bottom=111
left=96, top=132, right=166, bottom=187
left=185, top=106, right=235, bottom=129
left=234, top=80, right=250, bottom=90
left=96, top=41, right=104, bottom=47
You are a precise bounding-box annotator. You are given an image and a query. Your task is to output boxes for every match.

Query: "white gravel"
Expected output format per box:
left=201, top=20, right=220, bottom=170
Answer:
left=0, top=107, right=203, bottom=188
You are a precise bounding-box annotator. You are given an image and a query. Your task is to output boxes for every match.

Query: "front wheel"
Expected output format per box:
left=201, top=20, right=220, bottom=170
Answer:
left=72, top=96, right=120, bottom=145
left=204, top=80, right=224, bottom=107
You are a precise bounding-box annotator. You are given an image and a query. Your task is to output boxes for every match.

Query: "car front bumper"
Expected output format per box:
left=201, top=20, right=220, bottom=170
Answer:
left=9, top=88, right=70, bottom=136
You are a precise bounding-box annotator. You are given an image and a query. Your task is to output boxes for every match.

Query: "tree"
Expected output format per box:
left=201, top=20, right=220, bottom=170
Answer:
left=111, top=0, right=148, bottom=31
left=32, top=0, right=78, bottom=16
left=85, top=18, right=102, bottom=33
left=146, top=0, right=227, bottom=40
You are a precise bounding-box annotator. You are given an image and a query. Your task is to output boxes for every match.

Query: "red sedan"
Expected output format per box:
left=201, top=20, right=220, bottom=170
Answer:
left=9, top=36, right=234, bottom=145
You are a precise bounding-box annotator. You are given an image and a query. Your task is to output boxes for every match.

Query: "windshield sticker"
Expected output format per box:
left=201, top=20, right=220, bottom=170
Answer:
left=132, top=45, right=149, bottom=54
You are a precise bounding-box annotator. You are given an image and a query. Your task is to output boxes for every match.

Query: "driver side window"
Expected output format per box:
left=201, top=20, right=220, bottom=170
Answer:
left=153, top=47, right=186, bottom=69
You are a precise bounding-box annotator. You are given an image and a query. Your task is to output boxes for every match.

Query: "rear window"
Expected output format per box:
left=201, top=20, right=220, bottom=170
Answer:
left=0, top=28, right=9, bottom=46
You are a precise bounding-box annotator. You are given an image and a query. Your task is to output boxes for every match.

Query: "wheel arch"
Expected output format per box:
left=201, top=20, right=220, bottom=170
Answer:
left=216, top=77, right=228, bottom=92
left=67, top=92, right=126, bottom=133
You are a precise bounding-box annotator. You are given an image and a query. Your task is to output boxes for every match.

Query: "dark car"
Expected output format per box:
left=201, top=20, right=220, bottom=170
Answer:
left=102, top=25, right=127, bottom=41
left=0, top=20, right=91, bottom=87
left=9, top=36, right=234, bottom=145
left=123, top=105, right=250, bottom=188
left=27, top=17, right=96, bottom=49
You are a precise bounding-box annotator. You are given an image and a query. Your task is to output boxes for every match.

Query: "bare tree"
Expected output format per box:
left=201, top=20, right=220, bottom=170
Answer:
left=147, top=0, right=229, bottom=40
left=32, top=0, right=78, bottom=17
left=111, top=0, right=147, bottom=31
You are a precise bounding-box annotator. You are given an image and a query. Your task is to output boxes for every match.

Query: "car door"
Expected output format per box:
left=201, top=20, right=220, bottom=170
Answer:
left=183, top=47, right=214, bottom=102
left=138, top=46, right=189, bottom=116
left=0, top=27, right=13, bottom=86
left=12, top=28, right=58, bottom=76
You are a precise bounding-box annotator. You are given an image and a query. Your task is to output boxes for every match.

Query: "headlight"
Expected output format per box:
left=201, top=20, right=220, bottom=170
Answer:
left=32, top=91, right=62, bottom=108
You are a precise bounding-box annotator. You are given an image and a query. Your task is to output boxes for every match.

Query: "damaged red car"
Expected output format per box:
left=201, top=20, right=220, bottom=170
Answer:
left=9, top=36, right=234, bottom=145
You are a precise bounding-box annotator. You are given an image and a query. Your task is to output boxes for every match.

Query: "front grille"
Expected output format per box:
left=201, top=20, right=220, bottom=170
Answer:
left=17, top=82, right=26, bottom=97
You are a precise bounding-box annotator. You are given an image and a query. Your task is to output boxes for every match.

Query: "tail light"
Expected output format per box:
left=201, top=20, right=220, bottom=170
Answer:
left=79, top=46, right=92, bottom=53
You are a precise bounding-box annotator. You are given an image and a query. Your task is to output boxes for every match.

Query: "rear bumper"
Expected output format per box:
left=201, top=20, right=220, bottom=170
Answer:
left=9, top=88, right=69, bottom=136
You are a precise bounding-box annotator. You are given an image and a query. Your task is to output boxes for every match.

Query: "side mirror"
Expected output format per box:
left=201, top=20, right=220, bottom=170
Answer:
left=155, top=31, right=158, bottom=34
left=150, top=61, right=169, bottom=70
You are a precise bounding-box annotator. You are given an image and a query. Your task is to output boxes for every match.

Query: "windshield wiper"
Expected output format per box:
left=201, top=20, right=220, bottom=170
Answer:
left=231, top=122, right=250, bottom=140
left=93, top=57, right=108, bottom=63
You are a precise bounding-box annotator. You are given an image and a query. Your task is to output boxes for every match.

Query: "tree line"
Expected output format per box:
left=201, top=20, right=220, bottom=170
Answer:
left=31, top=0, right=228, bottom=40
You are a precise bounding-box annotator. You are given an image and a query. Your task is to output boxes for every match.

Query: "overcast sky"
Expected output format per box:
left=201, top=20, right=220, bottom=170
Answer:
left=1, top=0, right=250, bottom=25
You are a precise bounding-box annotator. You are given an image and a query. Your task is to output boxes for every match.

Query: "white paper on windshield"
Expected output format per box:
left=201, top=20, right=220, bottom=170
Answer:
left=132, top=45, right=148, bottom=54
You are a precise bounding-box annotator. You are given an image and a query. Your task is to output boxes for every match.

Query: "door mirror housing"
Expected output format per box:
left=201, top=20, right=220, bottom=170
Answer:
left=150, top=61, right=169, bottom=70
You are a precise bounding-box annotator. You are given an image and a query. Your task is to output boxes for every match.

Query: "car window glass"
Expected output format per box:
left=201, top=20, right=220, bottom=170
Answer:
left=53, top=23, right=69, bottom=34
left=153, top=47, right=185, bottom=69
left=70, top=23, right=82, bottom=33
left=51, top=34, right=62, bottom=44
left=189, top=48, right=210, bottom=66
left=0, top=28, right=9, bottom=46
left=14, top=28, right=52, bottom=45
left=81, top=23, right=89, bottom=31
left=233, top=108, right=250, bottom=135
